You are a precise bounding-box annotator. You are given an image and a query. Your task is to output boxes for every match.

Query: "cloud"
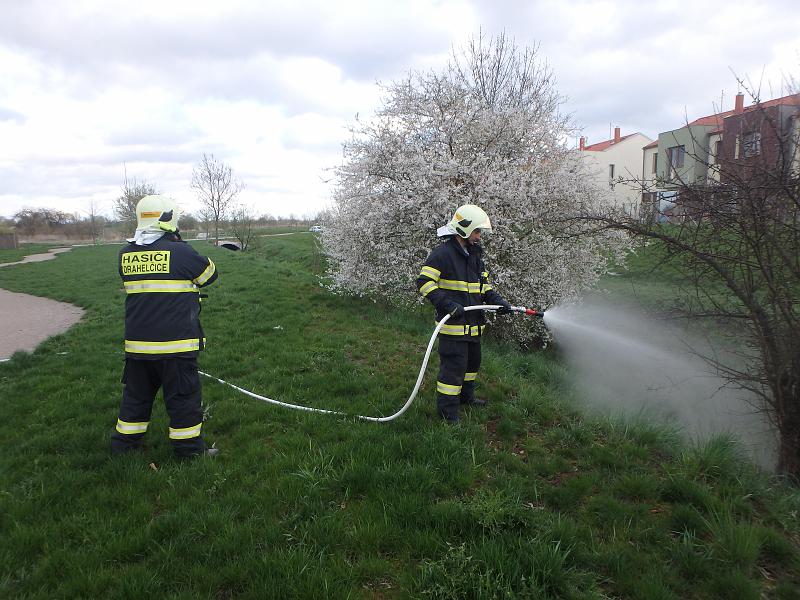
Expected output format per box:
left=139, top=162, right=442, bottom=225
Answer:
left=0, top=0, right=797, bottom=218
left=0, top=107, right=26, bottom=124
left=0, top=1, right=467, bottom=84
left=474, top=0, right=800, bottom=143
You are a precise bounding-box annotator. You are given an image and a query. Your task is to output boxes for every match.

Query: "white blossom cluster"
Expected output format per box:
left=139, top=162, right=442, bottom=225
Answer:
left=322, top=36, right=629, bottom=344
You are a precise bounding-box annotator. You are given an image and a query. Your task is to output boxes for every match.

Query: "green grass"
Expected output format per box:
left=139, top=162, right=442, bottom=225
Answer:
left=0, top=236, right=798, bottom=598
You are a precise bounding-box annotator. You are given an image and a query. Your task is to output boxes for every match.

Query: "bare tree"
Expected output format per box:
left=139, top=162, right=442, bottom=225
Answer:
left=190, top=153, right=244, bottom=245
left=114, top=173, right=158, bottom=231
left=578, top=91, right=800, bottom=475
left=229, top=204, right=257, bottom=251
left=86, top=200, right=102, bottom=244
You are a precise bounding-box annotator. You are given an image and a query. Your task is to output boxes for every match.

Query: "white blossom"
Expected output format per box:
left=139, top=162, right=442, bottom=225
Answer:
left=322, top=34, right=629, bottom=344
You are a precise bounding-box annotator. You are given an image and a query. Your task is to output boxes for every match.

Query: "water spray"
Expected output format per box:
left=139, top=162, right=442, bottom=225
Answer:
left=199, top=304, right=544, bottom=423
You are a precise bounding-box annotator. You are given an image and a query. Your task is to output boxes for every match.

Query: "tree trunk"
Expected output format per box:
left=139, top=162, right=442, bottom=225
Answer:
left=776, top=375, right=800, bottom=478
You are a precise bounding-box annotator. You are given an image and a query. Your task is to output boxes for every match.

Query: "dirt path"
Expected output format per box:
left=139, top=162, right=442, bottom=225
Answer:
left=0, top=246, right=72, bottom=268
left=0, top=247, right=85, bottom=361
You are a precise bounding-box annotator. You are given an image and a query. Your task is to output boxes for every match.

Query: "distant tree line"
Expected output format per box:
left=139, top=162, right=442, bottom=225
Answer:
left=11, top=208, right=109, bottom=241
left=6, top=205, right=325, bottom=241
left=6, top=155, right=325, bottom=245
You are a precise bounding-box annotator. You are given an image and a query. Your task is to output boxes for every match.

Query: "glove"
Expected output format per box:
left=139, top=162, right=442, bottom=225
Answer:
left=447, top=303, right=465, bottom=318
left=497, top=301, right=513, bottom=315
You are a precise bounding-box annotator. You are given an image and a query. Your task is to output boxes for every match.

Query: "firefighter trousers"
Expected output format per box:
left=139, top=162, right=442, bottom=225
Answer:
left=436, top=337, right=482, bottom=420
left=111, top=357, right=207, bottom=457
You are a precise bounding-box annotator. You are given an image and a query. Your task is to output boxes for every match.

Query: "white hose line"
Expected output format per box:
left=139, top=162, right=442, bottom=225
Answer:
left=199, top=305, right=515, bottom=423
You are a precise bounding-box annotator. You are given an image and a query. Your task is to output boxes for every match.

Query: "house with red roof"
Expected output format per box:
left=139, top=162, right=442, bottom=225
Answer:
left=579, top=127, right=653, bottom=215
left=719, top=93, right=800, bottom=185
left=641, top=92, right=800, bottom=221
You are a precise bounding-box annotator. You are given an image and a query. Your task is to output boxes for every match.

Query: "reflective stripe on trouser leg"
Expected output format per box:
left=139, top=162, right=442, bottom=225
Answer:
left=116, top=419, right=149, bottom=434
left=460, top=342, right=482, bottom=404
left=161, top=357, right=207, bottom=456
left=436, top=337, right=469, bottom=419
left=169, top=423, right=202, bottom=439
left=111, top=358, right=159, bottom=453
left=436, top=381, right=462, bottom=395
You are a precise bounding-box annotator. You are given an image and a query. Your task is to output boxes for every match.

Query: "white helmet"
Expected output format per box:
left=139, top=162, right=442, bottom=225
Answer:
left=445, top=204, right=492, bottom=238
left=135, top=195, right=179, bottom=233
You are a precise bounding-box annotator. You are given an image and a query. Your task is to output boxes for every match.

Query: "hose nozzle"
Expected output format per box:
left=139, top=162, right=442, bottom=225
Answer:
left=509, top=306, right=544, bottom=318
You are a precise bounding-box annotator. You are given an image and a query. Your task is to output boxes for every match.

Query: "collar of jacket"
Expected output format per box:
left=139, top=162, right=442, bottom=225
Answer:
left=447, top=235, right=482, bottom=258
left=127, top=230, right=166, bottom=245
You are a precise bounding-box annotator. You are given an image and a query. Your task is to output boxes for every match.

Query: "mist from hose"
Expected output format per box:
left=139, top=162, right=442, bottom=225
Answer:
left=542, top=299, right=776, bottom=469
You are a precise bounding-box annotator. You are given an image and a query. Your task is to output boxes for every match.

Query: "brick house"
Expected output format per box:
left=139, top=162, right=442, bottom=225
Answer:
left=719, top=92, right=800, bottom=185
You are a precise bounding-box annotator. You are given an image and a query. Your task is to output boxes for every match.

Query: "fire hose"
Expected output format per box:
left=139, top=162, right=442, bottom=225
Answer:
left=199, top=305, right=543, bottom=423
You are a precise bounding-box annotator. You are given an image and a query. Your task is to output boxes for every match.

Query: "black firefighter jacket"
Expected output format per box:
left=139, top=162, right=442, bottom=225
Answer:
left=416, top=236, right=508, bottom=341
left=119, top=235, right=218, bottom=359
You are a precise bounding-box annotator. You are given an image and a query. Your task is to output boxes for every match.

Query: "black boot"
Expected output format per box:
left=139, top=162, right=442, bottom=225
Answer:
left=460, top=381, right=487, bottom=407
left=437, top=392, right=460, bottom=424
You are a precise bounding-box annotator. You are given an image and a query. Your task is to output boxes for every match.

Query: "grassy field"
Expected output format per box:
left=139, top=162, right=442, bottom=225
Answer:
left=0, top=234, right=798, bottom=598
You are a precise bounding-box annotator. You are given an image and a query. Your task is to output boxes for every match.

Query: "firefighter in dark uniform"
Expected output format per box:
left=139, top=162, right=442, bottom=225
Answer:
left=111, top=195, right=219, bottom=457
left=417, top=204, right=512, bottom=424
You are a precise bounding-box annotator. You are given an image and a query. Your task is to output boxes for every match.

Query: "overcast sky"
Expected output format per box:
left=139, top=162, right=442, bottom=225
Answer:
left=1, top=0, right=798, bottom=220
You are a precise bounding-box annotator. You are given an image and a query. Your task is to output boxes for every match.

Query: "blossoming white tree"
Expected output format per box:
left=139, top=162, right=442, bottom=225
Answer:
left=323, top=33, right=627, bottom=343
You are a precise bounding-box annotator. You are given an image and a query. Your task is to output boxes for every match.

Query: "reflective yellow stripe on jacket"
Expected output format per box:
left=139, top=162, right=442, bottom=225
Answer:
left=418, top=265, right=441, bottom=297
left=419, top=281, right=438, bottom=297
left=124, top=338, right=206, bottom=354
left=437, top=279, right=482, bottom=294
left=123, top=280, right=198, bottom=294
left=193, top=260, right=216, bottom=286
left=481, top=270, right=493, bottom=293
left=419, top=265, right=441, bottom=281
left=438, top=323, right=486, bottom=336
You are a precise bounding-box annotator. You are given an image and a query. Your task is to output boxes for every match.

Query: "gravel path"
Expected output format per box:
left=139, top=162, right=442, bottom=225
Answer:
left=0, top=247, right=85, bottom=361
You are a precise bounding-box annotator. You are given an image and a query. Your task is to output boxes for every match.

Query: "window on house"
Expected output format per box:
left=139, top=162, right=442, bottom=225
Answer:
left=666, top=145, right=685, bottom=179
left=652, top=152, right=658, bottom=174
left=742, top=132, right=761, bottom=157
left=712, top=140, right=722, bottom=164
